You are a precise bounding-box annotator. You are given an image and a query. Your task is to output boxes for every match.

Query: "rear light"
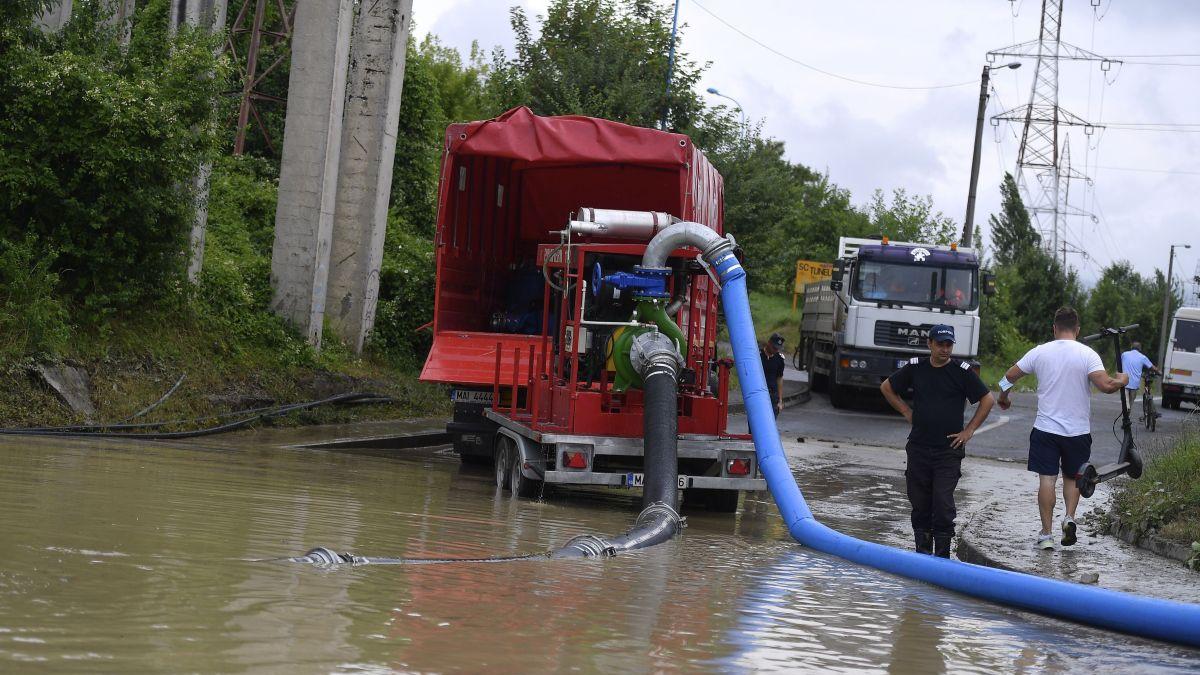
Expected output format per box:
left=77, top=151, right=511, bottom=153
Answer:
left=727, top=457, right=752, bottom=476
left=561, top=451, right=588, bottom=469
left=840, top=358, right=850, bottom=368
left=1170, top=368, right=1193, bottom=377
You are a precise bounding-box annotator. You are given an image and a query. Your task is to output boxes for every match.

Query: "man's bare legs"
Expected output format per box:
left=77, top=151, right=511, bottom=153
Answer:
left=1038, top=474, right=1058, bottom=535
left=1062, top=471, right=1081, bottom=520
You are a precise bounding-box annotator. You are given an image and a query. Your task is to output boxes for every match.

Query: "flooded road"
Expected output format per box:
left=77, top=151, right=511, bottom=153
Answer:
left=1, top=429, right=1197, bottom=672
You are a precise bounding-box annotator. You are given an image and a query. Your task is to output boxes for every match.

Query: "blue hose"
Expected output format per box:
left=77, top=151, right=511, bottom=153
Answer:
left=712, top=251, right=1200, bottom=648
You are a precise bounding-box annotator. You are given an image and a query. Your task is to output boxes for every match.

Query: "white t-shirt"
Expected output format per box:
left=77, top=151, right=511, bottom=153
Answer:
left=1016, top=339, right=1106, bottom=437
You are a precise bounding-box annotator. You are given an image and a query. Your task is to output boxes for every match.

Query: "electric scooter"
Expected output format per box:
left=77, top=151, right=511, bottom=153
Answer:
left=1076, top=323, right=1144, bottom=499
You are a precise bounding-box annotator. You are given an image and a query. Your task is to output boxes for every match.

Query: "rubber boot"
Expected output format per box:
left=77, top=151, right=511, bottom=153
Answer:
left=933, top=534, right=952, bottom=559
left=914, top=530, right=933, bottom=555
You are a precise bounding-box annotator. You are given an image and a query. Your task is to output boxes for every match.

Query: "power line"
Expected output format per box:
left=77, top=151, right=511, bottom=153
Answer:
left=1095, top=165, right=1200, bottom=176
left=687, top=0, right=977, bottom=91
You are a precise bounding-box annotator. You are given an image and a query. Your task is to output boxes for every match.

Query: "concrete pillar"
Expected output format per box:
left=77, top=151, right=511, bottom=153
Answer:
left=104, top=0, right=137, bottom=45
left=269, top=0, right=356, bottom=348
left=35, top=0, right=73, bottom=32
left=327, top=0, right=413, bottom=353
left=168, top=0, right=228, bottom=284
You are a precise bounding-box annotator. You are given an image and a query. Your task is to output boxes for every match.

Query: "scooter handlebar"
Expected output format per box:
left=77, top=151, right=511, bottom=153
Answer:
left=1081, top=323, right=1139, bottom=343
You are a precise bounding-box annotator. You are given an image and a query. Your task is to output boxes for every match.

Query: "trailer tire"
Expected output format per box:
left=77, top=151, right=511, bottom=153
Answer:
left=494, top=437, right=514, bottom=490
left=1162, top=396, right=1179, bottom=410
left=509, top=453, right=542, bottom=499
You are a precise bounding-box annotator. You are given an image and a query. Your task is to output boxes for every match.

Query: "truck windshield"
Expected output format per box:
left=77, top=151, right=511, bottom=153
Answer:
left=1174, top=319, right=1200, bottom=353
left=853, top=261, right=978, bottom=310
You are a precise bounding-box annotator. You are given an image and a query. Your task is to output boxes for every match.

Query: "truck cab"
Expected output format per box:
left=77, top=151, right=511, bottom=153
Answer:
left=1162, top=306, right=1200, bottom=410
left=800, top=237, right=991, bottom=407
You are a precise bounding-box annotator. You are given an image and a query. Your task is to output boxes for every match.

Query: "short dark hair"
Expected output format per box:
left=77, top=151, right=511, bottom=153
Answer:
left=1132, top=341, right=1143, bottom=351
left=1053, top=306, right=1080, bottom=332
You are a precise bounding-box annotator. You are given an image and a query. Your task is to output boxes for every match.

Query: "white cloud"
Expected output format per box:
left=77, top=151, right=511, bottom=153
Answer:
left=415, top=0, right=1200, bottom=292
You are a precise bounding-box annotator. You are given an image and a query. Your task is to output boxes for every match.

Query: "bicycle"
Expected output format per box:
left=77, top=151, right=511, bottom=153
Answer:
left=1141, top=371, right=1158, bottom=433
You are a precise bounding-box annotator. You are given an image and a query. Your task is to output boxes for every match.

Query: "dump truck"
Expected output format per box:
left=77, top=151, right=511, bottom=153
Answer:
left=419, top=107, right=764, bottom=512
left=798, top=237, right=994, bottom=407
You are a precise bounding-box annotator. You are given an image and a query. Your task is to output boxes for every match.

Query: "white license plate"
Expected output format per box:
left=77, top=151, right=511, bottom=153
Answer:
left=451, top=389, right=493, bottom=404
left=625, top=473, right=690, bottom=489
left=896, top=359, right=908, bottom=369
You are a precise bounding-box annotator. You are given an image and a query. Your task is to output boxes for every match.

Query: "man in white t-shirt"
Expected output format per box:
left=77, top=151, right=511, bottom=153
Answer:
left=996, top=307, right=1129, bottom=550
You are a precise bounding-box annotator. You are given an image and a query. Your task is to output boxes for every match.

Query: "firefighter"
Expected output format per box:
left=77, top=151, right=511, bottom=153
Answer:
left=880, top=325, right=995, bottom=557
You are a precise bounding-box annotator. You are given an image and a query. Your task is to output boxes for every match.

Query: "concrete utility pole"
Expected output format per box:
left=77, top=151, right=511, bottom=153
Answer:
left=962, top=62, right=1019, bottom=247
left=1159, top=243, right=1190, bottom=368
left=327, top=0, right=414, bottom=353
left=269, top=0, right=356, bottom=348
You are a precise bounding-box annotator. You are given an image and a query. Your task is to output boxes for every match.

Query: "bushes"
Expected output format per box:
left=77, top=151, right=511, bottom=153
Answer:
left=368, top=214, right=436, bottom=368
left=0, top=236, right=70, bottom=361
left=0, top=0, right=226, bottom=314
left=1111, top=429, right=1200, bottom=551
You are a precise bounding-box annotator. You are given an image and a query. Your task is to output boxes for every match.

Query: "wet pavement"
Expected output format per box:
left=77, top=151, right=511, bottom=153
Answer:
left=1, top=427, right=1198, bottom=671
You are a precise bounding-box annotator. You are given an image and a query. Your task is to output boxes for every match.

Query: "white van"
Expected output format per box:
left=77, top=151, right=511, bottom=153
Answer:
left=1162, top=306, right=1200, bottom=410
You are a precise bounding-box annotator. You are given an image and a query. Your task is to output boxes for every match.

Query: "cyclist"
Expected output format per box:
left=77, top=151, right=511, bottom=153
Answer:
left=1121, top=341, right=1161, bottom=411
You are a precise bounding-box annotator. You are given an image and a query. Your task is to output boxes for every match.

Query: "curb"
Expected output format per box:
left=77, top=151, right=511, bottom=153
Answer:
left=1107, top=517, right=1196, bottom=567
left=954, top=501, right=1020, bottom=571
left=728, top=383, right=811, bottom=415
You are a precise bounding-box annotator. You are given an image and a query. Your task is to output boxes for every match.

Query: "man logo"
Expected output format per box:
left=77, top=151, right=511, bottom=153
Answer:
left=910, top=247, right=931, bottom=262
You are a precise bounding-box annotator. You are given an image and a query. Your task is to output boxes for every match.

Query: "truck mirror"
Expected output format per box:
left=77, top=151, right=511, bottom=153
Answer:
left=831, top=259, right=845, bottom=283
left=830, top=280, right=843, bottom=292
left=982, top=272, right=997, bottom=296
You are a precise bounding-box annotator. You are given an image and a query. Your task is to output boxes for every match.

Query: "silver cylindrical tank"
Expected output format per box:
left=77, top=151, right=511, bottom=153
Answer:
left=568, top=208, right=676, bottom=240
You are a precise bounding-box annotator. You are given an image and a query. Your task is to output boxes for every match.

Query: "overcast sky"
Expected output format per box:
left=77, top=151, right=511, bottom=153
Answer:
left=415, top=0, right=1200, bottom=294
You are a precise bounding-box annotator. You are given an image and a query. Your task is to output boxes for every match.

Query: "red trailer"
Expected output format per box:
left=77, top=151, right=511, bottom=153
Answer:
left=420, top=107, right=763, bottom=511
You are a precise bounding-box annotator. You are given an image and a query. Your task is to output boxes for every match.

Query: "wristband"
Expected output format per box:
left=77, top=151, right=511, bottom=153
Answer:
left=998, top=376, right=1013, bottom=393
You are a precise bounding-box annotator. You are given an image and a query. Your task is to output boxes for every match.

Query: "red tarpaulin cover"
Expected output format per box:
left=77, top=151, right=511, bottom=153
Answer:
left=449, top=106, right=692, bottom=168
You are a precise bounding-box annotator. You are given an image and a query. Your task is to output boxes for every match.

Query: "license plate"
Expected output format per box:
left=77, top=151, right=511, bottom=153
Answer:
left=896, top=359, right=908, bottom=369
left=625, top=473, right=690, bottom=489
left=451, top=389, right=493, bottom=404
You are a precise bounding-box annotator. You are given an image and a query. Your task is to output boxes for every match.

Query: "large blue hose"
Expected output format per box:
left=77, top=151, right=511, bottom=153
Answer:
left=711, top=249, right=1200, bottom=648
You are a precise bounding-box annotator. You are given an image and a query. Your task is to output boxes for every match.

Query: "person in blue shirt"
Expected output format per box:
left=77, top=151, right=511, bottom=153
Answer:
left=1121, top=341, right=1161, bottom=410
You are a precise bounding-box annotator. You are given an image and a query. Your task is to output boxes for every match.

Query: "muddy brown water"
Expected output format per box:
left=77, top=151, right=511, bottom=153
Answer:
left=1, top=429, right=1197, bottom=673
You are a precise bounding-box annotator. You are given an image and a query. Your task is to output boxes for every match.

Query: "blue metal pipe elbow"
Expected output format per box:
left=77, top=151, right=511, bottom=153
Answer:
left=713, top=251, right=1200, bottom=648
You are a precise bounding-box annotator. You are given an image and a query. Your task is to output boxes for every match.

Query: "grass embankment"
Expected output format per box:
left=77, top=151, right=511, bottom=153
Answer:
left=1110, top=427, right=1200, bottom=567
left=0, top=311, right=449, bottom=430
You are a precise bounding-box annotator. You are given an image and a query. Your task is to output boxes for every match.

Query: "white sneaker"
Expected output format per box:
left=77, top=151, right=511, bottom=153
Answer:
left=1061, top=517, right=1078, bottom=547
left=1036, top=533, right=1055, bottom=550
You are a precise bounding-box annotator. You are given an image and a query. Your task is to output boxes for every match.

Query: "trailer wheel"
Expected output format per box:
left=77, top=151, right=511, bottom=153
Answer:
left=509, top=453, right=543, bottom=499
left=494, top=437, right=514, bottom=490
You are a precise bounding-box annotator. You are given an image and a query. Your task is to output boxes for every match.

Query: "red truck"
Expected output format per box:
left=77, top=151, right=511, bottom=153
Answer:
left=419, top=107, right=763, bottom=512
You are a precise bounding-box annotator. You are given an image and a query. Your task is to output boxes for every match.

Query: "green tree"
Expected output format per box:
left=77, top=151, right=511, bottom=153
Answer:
left=1084, top=262, right=1176, bottom=365
left=0, top=0, right=228, bottom=313
left=988, top=172, right=1038, bottom=267
left=866, top=188, right=957, bottom=244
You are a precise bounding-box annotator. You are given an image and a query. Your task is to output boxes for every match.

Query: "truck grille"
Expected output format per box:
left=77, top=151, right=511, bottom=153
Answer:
left=874, top=321, right=935, bottom=348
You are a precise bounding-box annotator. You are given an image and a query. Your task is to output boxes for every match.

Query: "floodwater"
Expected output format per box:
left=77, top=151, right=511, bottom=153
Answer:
left=1, top=428, right=1197, bottom=673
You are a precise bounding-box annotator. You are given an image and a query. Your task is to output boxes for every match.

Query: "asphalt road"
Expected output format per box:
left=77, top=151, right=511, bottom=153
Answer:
left=732, top=368, right=1199, bottom=466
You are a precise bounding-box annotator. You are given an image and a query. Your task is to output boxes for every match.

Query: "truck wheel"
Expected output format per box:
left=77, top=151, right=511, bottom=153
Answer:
left=829, top=381, right=854, bottom=409
left=494, top=437, right=514, bottom=490
left=1162, top=396, right=1178, bottom=410
left=509, top=453, right=543, bottom=499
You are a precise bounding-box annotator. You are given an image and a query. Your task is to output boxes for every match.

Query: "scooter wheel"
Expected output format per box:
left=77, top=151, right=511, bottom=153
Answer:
left=1128, top=449, right=1144, bottom=480
left=1076, top=463, right=1098, bottom=498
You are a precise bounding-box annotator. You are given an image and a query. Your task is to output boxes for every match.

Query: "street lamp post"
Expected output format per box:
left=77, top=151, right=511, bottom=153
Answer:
left=1158, top=243, right=1191, bottom=368
left=962, top=61, right=1021, bottom=247
left=705, top=86, right=745, bottom=129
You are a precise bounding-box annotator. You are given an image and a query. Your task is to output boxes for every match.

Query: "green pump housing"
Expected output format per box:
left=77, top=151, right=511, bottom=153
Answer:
left=610, top=300, right=686, bottom=391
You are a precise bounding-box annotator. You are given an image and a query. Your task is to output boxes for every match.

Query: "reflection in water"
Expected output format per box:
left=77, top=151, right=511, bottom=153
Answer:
left=0, top=433, right=1197, bottom=672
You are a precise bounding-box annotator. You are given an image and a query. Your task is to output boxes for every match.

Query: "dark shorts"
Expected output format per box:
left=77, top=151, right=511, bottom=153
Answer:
left=1028, top=428, right=1092, bottom=477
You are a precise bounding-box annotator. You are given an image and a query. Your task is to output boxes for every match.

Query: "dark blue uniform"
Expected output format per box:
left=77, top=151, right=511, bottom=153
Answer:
left=888, top=356, right=989, bottom=556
